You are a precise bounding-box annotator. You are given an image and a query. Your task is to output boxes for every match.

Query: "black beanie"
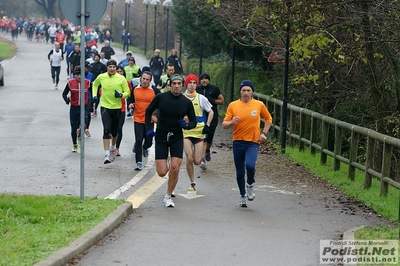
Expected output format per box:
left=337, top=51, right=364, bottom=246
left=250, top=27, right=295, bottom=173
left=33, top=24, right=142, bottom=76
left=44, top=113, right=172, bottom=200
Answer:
left=199, top=73, right=211, bottom=81
left=239, top=80, right=255, bottom=92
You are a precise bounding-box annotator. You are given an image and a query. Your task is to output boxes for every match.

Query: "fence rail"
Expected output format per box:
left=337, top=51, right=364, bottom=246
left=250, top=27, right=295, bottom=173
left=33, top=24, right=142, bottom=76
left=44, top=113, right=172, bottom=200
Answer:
left=253, top=92, right=400, bottom=220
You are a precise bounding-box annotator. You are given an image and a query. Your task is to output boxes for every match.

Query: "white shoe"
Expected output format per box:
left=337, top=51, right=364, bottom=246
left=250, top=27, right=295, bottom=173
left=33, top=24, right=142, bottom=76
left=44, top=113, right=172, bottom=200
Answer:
left=239, top=196, right=247, bottom=207
left=104, top=155, right=111, bottom=164
left=109, top=147, right=115, bottom=162
left=247, top=183, right=255, bottom=201
left=199, top=158, right=207, bottom=170
left=163, top=195, right=175, bottom=207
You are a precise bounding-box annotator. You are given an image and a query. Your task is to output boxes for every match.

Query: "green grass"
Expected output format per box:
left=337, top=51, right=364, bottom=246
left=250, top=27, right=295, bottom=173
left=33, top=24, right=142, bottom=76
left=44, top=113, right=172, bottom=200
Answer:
left=0, top=194, right=124, bottom=265
left=355, top=225, right=399, bottom=266
left=282, top=145, right=399, bottom=251
left=283, top=146, right=398, bottom=223
left=0, top=37, right=17, bottom=59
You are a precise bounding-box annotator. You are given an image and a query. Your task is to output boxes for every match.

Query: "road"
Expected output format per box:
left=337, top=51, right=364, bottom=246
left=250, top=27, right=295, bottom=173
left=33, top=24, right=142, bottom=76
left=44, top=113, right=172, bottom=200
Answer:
left=0, top=34, right=388, bottom=266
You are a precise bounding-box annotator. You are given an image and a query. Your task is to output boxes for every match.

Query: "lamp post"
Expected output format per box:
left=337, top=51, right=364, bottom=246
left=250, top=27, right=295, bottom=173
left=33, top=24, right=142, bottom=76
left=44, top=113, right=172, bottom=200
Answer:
left=150, top=0, right=160, bottom=52
left=125, top=0, right=134, bottom=51
left=281, top=1, right=292, bottom=154
left=162, top=0, right=173, bottom=61
left=109, top=0, right=116, bottom=35
left=143, top=0, right=151, bottom=55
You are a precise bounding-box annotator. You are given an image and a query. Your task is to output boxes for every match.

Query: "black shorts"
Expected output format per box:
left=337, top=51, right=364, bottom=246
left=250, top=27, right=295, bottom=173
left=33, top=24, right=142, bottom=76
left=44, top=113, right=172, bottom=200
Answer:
left=184, top=137, right=204, bottom=145
left=101, top=107, right=120, bottom=138
left=155, top=135, right=184, bottom=160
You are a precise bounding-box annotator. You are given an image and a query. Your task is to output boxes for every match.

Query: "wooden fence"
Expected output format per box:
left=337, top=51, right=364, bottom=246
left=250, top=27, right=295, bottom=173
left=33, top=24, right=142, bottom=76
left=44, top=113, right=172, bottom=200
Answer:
left=253, top=92, right=400, bottom=220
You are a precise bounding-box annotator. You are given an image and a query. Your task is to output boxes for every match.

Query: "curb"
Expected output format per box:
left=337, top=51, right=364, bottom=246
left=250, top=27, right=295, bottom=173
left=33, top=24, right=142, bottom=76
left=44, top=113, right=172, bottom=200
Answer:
left=34, top=202, right=134, bottom=266
left=342, top=225, right=365, bottom=266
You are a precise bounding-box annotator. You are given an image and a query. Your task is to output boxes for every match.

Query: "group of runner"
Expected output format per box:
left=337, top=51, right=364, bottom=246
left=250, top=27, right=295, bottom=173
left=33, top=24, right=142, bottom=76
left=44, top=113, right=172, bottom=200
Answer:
left=58, top=41, right=272, bottom=208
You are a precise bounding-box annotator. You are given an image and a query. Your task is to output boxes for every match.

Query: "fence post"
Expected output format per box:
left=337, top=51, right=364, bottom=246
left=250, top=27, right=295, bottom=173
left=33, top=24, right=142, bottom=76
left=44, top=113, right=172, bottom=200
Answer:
left=273, top=102, right=280, bottom=139
left=310, top=114, right=317, bottom=155
left=299, top=109, right=305, bottom=151
left=348, top=126, right=359, bottom=181
left=364, top=131, right=375, bottom=189
left=380, top=138, right=392, bottom=196
left=289, top=109, right=296, bottom=147
left=334, top=121, right=342, bottom=171
left=320, top=117, right=329, bottom=164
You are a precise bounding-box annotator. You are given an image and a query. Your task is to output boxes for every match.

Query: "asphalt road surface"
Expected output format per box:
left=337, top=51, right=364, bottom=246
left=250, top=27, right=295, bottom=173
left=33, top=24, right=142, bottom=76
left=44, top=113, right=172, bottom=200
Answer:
left=0, top=34, right=389, bottom=266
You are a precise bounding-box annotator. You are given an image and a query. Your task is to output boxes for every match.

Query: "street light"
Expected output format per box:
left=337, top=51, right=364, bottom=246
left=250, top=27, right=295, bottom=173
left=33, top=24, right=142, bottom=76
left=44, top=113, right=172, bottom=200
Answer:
left=162, top=0, right=173, bottom=61
left=143, top=0, right=151, bottom=55
left=125, top=0, right=134, bottom=51
left=150, top=0, right=160, bottom=52
left=109, top=0, right=116, bottom=35
left=281, top=1, right=292, bottom=154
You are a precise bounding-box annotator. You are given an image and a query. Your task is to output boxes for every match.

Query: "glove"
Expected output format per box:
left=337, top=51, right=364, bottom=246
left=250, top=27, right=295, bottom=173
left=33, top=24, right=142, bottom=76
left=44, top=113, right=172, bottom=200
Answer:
left=202, top=124, right=210, bottom=134
left=207, top=97, right=215, bottom=105
left=92, top=96, right=98, bottom=104
left=65, top=97, right=70, bottom=105
left=114, top=90, right=123, bottom=98
left=178, top=118, right=187, bottom=129
left=146, top=129, right=156, bottom=138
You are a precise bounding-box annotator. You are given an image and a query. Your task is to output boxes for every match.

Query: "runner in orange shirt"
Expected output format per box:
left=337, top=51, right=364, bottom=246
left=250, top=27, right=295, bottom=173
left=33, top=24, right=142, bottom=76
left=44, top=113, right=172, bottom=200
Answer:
left=222, top=80, right=272, bottom=207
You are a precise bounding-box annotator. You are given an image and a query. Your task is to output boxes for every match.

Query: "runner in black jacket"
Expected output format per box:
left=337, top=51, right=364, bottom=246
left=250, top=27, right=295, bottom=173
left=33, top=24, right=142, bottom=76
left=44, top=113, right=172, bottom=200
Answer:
left=145, top=74, right=196, bottom=208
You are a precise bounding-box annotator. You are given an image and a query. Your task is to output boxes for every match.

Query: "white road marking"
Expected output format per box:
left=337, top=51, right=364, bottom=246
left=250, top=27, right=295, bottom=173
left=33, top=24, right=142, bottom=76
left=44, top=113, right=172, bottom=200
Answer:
left=232, top=185, right=300, bottom=195
left=105, top=146, right=155, bottom=199
left=179, top=190, right=205, bottom=199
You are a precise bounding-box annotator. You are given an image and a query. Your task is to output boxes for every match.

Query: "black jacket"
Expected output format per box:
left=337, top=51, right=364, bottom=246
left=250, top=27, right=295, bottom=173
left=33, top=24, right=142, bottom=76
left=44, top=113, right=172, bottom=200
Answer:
left=149, top=56, right=164, bottom=76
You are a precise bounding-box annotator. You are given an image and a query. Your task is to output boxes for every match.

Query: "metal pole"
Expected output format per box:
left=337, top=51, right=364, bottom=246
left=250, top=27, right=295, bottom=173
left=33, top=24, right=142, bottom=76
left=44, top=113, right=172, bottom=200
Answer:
left=110, top=2, right=114, bottom=36
left=153, top=5, right=157, bottom=51
left=124, top=3, right=128, bottom=31
left=127, top=3, right=131, bottom=51
left=165, top=7, right=169, bottom=62
left=230, top=44, right=235, bottom=103
left=179, top=36, right=182, bottom=58
left=281, top=2, right=291, bottom=154
left=199, top=41, right=203, bottom=77
left=144, top=4, right=148, bottom=55
left=79, top=0, right=86, bottom=200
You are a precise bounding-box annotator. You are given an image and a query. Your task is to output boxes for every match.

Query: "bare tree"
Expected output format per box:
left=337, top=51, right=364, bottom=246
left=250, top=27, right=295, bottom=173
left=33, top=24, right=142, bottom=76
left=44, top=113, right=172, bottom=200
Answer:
left=34, top=0, right=56, bottom=18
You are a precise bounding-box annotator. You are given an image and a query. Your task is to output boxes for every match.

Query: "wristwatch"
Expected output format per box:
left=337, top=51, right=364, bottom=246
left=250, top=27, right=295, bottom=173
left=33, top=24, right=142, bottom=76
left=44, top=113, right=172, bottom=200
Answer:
left=262, top=132, right=268, bottom=136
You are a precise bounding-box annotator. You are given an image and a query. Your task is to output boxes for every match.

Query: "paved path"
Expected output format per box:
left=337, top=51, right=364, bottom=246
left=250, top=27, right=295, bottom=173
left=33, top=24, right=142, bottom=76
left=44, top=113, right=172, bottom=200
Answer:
left=0, top=34, right=388, bottom=266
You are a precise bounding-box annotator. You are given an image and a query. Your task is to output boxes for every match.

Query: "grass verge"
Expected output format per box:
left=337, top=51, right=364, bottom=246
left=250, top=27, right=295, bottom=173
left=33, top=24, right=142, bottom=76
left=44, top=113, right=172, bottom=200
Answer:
left=0, top=194, right=124, bottom=265
left=283, top=146, right=399, bottom=241
left=0, top=37, right=17, bottom=59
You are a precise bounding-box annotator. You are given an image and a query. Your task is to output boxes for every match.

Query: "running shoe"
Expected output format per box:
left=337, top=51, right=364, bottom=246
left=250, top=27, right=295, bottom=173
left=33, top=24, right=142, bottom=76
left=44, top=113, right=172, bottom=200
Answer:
left=93, top=110, right=97, bottom=117
left=71, top=144, right=78, bottom=152
left=171, top=190, right=176, bottom=197
left=239, top=196, right=247, bottom=207
left=114, top=148, right=121, bottom=156
left=77, top=137, right=81, bottom=147
left=188, top=183, right=197, bottom=191
left=84, top=129, right=91, bottom=137
left=135, top=162, right=142, bottom=171
left=143, top=148, right=149, bottom=157
left=163, top=195, right=175, bottom=208
left=55, top=84, right=58, bottom=90
left=52, top=78, right=55, bottom=84
left=199, top=158, right=207, bottom=170
left=104, top=154, right=111, bottom=164
left=247, top=183, right=255, bottom=201
left=109, top=148, right=116, bottom=162
left=205, top=150, right=211, bottom=161
left=132, top=145, right=136, bottom=153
